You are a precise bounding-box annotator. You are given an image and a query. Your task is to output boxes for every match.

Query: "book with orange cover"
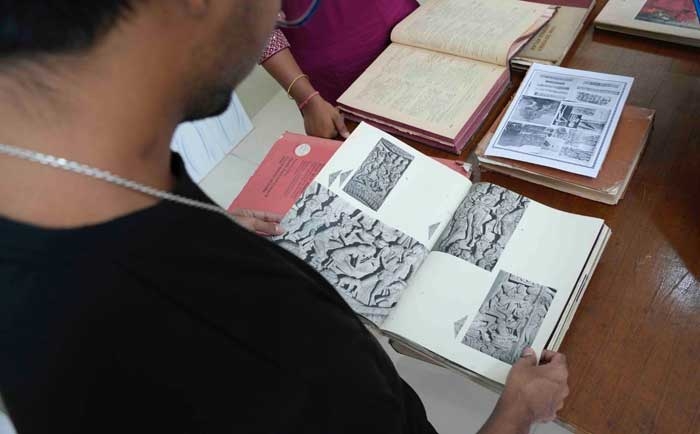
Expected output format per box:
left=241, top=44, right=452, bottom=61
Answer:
left=476, top=105, right=655, bottom=204
left=337, top=0, right=555, bottom=154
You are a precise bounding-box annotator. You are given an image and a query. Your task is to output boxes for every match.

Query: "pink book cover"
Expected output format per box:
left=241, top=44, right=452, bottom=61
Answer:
left=229, top=132, right=470, bottom=215
left=229, top=133, right=341, bottom=215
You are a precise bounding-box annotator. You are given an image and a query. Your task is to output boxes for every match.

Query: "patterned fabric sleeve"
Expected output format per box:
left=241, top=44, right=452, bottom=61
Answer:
left=258, top=13, right=291, bottom=64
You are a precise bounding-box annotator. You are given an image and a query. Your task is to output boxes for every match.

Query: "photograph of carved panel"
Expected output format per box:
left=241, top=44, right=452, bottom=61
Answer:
left=435, top=183, right=530, bottom=271
left=492, top=122, right=602, bottom=166
left=273, top=182, right=428, bottom=324
left=552, top=104, right=610, bottom=133
left=510, top=96, right=561, bottom=125
left=343, top=138, right=414, bottom=211
left=461, top=271, right=557, bottom=365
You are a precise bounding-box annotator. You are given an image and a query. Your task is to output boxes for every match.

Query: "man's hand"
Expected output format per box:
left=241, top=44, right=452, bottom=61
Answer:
left=479, top=348, right=569, bottom=434
left=301, top=95, right=350, bottom=139
left=230, top=209, right=284, bottom=237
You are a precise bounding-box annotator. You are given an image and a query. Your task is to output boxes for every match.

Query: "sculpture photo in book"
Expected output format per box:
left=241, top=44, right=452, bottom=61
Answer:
left=435, top=184, right=530, bottom=272
left=462, top=270, right=556, bottom=365
left=343, top=138, right=415, bottom=211
left=273, top=182, right=429, bottom=324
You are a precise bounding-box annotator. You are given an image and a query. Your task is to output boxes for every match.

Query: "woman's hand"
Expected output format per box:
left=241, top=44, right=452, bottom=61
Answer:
left=301, top=95, right=350, bottom=139
left=230, top=208, right=285, bottom=236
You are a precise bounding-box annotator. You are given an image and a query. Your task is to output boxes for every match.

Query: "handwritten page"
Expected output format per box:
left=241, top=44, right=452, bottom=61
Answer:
left=391, top=0, right=554, bottom=66
left=485, top=64, right=633, bottom=177
left=338, top=44, right=505, bottom=139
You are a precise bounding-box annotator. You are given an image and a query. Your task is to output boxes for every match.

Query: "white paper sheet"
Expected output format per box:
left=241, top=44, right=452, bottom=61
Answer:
left=485, top=64, right=633, bottom=177
left=171, top=92, right=253, bottom=182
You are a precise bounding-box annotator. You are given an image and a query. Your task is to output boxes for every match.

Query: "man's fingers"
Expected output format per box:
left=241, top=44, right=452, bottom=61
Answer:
left=516, top=347, right=538, bottom=366
left=236, top=217, right=284, bottom=236
left=251, top=219, right=284, bottom=236
left=256, top=211, right=284, bottom=223
left=234, top=209, right=283, bottom=223
left=541, top=350, right=566, bottom=365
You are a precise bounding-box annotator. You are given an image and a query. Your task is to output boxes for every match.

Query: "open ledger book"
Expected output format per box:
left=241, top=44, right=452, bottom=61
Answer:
left=269, top=123, right=610, bottom=388
left=338, top=0, right=556, bottom=154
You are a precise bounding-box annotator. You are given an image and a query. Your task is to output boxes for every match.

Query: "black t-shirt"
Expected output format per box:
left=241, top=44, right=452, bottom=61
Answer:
left=0, top=156, right=437, bottom=434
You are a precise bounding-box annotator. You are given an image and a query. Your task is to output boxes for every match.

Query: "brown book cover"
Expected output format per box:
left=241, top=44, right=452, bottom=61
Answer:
left=511, top=0, right=596, bottom=69
left=475, top=105, right=655, bottom=204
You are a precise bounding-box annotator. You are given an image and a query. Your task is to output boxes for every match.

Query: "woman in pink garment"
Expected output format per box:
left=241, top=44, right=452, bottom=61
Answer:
left=260, top=0, right=419, bottom=139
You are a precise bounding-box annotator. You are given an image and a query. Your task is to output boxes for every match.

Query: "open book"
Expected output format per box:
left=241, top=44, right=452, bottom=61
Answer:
left=270, top=123, right=610, bottom=387
left=338, top=0, right=556, bottom=154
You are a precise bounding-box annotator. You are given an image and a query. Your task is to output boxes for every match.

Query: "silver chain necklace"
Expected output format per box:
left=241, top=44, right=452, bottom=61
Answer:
left=0, top=142, right=237, bottom=223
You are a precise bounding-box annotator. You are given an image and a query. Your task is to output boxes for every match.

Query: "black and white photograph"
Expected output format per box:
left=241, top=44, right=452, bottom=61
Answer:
left=343, top=138, right=414, bottom=211
left=493, top=122, right=553, bottom=149
left=557, top=129, right=600, bottom=163
left=552, top=104, right=610, bottom=133
left=493, top=123, right=600, bottom=165
left=461, top=271, right=557, bottom=365
left=510, top=96, right=561, bottom=125
left=273, top=182, right=428, bottom=324
left=435, top=183, right=530, bottom=272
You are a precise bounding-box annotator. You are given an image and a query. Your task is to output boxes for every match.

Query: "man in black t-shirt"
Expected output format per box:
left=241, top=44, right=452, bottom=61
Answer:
left=0, top=1, right=569, bottom=433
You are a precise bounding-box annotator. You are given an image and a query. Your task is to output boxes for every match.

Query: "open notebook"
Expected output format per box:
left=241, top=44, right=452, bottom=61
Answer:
left=338, top=0, right=556, bottom=154
left=269, top=123, right=610, bottom=387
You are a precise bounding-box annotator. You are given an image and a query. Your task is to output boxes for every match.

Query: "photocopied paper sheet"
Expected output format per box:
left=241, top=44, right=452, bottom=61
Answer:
left=485, top=64, right=633, bottom=177
left=171, top=92, right=253, bottom=182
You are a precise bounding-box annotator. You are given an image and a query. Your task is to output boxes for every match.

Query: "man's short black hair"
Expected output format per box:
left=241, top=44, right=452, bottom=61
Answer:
left=0, top=1, right=135, bottom=59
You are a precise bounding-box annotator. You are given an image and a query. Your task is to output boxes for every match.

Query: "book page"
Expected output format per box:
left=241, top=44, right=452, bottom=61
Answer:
left=391, top=0, right=554, bottom=65
left=338, top=44, right=505, bottom=140
left=485, top=64, right=633, bottom=178
left=270, top=123, right=472, bottom=326
left=383, top=194, right=603, bottom=384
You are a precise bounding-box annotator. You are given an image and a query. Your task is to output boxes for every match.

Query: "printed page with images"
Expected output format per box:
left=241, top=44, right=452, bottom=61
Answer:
left=381, top=182, right=605, bottom=384
left=391, top=0, right=555, bottom=66
left=484, top=64, right=633, bottom=177
left=271, top=123, right=472, bottom=326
